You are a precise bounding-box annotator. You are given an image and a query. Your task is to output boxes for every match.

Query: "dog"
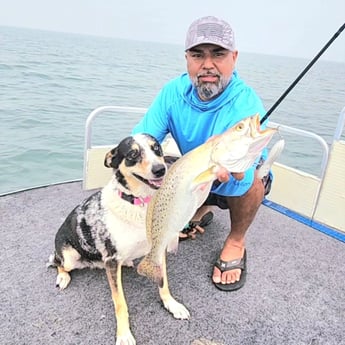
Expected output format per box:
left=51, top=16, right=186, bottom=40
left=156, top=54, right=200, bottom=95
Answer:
left=48, top=133, right=189, bottom=345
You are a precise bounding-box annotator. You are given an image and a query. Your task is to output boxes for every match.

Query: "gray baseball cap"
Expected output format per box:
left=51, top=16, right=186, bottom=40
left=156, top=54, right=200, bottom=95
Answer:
left=185, top=16, right=235, bottom=51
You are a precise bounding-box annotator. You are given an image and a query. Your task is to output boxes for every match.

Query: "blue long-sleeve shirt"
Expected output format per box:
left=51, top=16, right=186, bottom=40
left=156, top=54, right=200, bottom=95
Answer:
left=132, top=71, right=267, bottom=196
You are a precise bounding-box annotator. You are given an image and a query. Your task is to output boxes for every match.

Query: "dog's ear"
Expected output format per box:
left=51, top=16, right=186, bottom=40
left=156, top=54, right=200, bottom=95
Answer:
left=104, top=136, right=134, bottom=169
left=104, top=146, right=122, bottom=169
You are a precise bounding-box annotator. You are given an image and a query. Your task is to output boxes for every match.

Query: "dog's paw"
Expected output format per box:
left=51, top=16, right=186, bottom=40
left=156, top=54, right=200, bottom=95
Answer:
left=116, top=330, right=136, bottom=345
left=162, top=296, right=190, bottom=320
left=56, top=272, right=71, bottom=290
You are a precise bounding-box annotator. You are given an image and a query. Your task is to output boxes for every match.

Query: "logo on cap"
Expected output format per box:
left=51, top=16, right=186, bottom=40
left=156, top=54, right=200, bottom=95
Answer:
left=185, top=16, right=235, bottom=51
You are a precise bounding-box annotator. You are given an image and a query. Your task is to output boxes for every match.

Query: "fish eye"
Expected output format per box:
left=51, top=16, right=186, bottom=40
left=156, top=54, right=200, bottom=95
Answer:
left=236, top=122, right=245, bottom=131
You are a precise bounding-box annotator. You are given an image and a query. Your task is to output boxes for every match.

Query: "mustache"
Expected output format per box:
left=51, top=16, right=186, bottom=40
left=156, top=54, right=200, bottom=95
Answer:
left=197, top=72, right=220, bottom=78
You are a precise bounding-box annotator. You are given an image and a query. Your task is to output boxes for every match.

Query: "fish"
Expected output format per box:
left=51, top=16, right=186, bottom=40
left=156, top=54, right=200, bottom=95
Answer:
left=137, top=114, right=278, bottom=287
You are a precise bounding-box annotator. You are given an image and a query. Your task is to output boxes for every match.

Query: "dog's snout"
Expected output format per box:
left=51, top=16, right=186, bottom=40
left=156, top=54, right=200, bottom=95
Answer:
left=152, top=164, right=166, bottom=177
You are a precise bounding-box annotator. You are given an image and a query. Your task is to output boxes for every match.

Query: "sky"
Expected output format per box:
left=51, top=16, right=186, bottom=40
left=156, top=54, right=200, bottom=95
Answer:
left=0, top=0, right=344, bottom=62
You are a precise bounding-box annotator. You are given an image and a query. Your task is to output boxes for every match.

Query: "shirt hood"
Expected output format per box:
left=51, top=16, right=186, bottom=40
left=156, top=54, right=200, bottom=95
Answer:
left=181, top=71, right=246, bottom=111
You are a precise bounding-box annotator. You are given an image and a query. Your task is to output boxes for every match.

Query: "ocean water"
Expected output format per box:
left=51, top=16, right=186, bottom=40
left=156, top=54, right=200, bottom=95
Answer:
left=1, top=26, right=344, bottom=195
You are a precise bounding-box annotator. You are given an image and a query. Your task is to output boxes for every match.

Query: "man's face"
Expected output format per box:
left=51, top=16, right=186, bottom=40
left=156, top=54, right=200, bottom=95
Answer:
left=185, top=44, right=238, bottom=101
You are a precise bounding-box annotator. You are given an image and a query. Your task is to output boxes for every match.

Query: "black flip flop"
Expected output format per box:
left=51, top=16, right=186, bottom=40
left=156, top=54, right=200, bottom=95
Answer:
left=213, top=249, right=247, bottom=291
left=195, top=211, right=214, bottom=227
left=179, top=211, right=214, bottom=241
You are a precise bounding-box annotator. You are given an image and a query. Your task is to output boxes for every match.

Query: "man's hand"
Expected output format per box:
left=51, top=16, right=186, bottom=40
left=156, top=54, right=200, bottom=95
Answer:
left=216, top=167, right=244, bottom=182
left=231, top=172, right=244, bottom=180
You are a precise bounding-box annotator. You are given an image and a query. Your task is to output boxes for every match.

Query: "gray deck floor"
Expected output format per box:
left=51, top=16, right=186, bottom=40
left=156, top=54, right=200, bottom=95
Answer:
left=1, top=181, right=344, bottom=345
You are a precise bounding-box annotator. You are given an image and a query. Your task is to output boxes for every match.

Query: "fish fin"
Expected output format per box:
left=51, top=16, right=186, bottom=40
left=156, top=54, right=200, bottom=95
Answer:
left=167, top=235, right=179, bottom=254
left=192, top=166, right=217, bottom=188
left=137, top=256, right=164, bottom=287
left=257, top=139, right=285, bottom=179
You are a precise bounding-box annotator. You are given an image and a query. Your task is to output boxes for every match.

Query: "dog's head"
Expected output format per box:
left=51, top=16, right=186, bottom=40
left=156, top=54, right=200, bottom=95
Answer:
left=104, top=133, right=167, bottom=195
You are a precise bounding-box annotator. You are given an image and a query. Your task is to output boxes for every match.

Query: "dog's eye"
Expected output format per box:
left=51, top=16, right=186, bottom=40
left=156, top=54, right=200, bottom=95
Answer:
left=152, top=143, right=163, bottom=156
left=128, top=149, right=140, bottom=160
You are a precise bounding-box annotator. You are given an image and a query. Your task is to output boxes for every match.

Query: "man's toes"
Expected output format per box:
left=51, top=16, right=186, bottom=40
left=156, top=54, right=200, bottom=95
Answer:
left=213, top=265, right=243, bottom=285
left=222, top=269, right=240, bottom=284
left=212, top=266, right=222, bottom=283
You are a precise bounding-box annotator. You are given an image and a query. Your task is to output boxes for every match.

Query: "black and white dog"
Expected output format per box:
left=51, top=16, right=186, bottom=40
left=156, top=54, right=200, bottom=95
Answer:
left=48, top=133, right=189, bottom=345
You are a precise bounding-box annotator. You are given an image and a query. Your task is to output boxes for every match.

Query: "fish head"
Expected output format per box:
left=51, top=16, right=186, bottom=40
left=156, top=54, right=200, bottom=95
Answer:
left=210, top=114, right=276, bottom=173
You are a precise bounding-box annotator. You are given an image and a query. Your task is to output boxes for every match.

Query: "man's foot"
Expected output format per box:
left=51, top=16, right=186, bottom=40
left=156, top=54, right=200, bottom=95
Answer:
left=179, top=206, right=214, bottom=240
left=212, top=243, right=246, bottom=290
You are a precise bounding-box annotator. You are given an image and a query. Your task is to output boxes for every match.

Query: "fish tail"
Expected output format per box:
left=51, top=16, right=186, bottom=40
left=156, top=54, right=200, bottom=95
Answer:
left=257, top=139, right=285, bottom=179
left=137, top=256, right=164, bottom=288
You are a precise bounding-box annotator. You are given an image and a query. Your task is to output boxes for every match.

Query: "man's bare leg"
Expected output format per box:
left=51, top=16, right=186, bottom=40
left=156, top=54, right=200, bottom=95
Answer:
left=212, top=175, right=265, bottom=285
left=192, top=205, right=215, bottom=222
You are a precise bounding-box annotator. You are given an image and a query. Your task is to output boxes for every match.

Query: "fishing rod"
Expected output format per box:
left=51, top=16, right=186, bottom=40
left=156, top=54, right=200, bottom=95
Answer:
left=260, top=22, right=345, bottom=125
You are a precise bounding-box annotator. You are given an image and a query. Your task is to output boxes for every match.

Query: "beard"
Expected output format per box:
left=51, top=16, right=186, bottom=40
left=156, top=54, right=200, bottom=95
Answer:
left=192, top=73, right=231, bottom=101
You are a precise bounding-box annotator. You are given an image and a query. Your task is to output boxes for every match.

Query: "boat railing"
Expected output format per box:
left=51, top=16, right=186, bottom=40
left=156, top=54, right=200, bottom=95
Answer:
left=83, top=105, right=345, bottom=233
left=312, top=106, right=345, bottom=232
left=83, top=106, right=148, bottom=191
left=266, top=106, right=345, bottom=232
left=268, top=121, right=329, bottom=178
left=333, top=105, right=345, bottom=140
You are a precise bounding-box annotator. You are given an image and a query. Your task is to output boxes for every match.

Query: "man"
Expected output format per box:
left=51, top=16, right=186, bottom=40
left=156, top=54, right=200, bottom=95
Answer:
left=132, top=16, right=270, bottom=291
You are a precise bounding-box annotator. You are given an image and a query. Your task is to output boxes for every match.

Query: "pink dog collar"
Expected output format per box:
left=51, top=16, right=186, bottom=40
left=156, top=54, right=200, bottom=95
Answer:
left=118, top=190, right=151, bottom=206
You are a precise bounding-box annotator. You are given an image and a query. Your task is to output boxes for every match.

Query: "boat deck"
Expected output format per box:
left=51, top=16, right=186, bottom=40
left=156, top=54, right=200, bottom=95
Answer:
left=1, top=181, right=344, bottom=345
